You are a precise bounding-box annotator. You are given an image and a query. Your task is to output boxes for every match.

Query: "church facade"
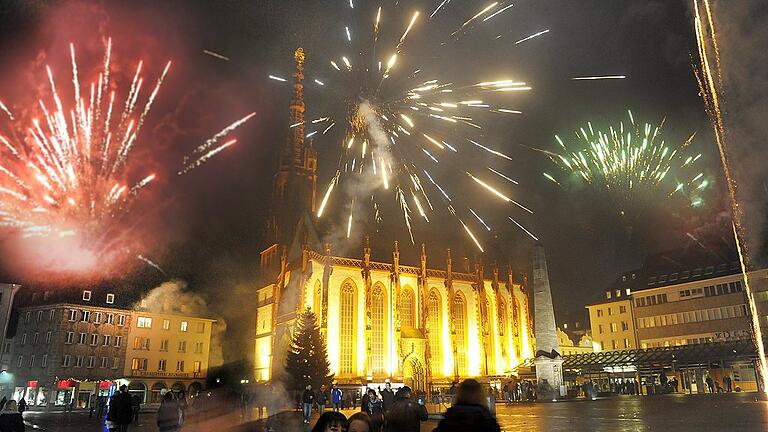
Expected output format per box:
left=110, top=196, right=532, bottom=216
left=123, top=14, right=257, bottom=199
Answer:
left=253, top=49, right=534, bottom=390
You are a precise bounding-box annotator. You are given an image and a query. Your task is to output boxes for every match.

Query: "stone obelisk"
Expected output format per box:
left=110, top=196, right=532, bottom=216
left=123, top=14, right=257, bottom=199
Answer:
left=532, top=243, right=564, bottom=400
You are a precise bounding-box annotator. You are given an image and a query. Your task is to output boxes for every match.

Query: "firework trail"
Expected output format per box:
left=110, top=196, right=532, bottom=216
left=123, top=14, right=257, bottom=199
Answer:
left=0, top=40, right=253, bottom=279
left=692, top=0, right=768, bottom=394
left=269, top=1, right=546, bottom=250
left=544, top=110, right=709, bottom=210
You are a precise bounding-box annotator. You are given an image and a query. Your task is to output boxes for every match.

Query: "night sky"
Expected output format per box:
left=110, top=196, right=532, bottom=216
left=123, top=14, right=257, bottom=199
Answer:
left=0, top=0, right=740, bottom=334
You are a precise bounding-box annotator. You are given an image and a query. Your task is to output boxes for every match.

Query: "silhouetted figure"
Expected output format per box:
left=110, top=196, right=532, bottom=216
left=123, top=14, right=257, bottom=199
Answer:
left=380, top=382, right=394, bottom=413
left=107, top=385, right=134, bottom=432
left=0, top=400, right=25, bottom=432
left=706, top=376, right=715, bottom=393
left=433, top=379, right=501, bottom=432
left=383, top=386, right=427, bottom=432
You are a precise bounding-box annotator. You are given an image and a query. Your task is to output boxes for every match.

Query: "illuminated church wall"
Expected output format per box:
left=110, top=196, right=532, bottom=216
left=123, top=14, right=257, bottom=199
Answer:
left=255, top=247, right=535, bottom=386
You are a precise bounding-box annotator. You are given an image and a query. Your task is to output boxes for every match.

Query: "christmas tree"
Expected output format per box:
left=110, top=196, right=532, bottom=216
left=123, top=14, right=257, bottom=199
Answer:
left=284, top=308, right=334, bottom=393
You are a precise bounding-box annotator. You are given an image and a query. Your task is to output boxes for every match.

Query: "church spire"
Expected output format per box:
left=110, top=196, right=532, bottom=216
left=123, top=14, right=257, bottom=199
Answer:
left=285, top=48, right=306, bottom=170
left=265, top=48, right=317, bottom=247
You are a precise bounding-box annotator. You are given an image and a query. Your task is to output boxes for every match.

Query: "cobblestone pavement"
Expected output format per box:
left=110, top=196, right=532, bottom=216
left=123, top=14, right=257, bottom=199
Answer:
left=20, top=392, right=768, bottom=431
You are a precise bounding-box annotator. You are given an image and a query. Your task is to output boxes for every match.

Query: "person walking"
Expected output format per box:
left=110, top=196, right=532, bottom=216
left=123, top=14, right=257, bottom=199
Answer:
left=316, top=385, right=329, bottom=413
left=130, top=393, right=141, bottom=424
left=432, top=379, right=501, bottom=432
left=302, top=385, right=315, bottom=424
left=705, top=375, right=715, bottom=393
left=331, top=384, right=343, bottom=412
left=107, top=385, right=134, bottom=432
left=383, top=386, right=427, bottom=432
left=89, top=394, right=97, bottom=419
left=0, top=400, right=25, bottom=432
left=380, top=382, right=394, bottom=413
left=724, top=375, right=733, bottom=392
left=16, top=399, right=26, bottom=414
left=97, top=396, right=106, bottom=419
left=360, top=389, right=370, bottom=414
left=156, top=390, right=181, bottom=432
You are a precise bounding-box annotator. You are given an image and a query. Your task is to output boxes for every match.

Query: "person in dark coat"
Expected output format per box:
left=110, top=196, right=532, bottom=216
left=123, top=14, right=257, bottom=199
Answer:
left=383, top=386, right=427, bottom=432
left=16, top=399, right=26, bottom=414
left=302, top=385, right=315, bottom=424
left=364, top=389, right=382, bottom=417
left=0, top=400, right=24, bottom=432
left=156, top=390, right=180, bottom=432
left=107, top=385, right=134, bottom=432
left=433, top=379, right=500, bottom=432
left=380, top=383, right=394, bottom=412
left=360, top=389, right=370, bottom=414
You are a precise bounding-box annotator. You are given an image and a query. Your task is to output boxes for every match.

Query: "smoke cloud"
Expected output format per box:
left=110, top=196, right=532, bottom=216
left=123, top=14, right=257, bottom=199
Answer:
left=134, top=279, right=226, bottom=366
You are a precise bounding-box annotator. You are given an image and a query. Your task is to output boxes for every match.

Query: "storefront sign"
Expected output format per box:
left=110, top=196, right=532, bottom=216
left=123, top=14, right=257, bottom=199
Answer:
left=99, top=381, right=113, bottom=390
left=133, top=371, right=192, bottom=378
left=26, top=380, right=38, bottom=388
left=57, top=379, right=76, bottom=389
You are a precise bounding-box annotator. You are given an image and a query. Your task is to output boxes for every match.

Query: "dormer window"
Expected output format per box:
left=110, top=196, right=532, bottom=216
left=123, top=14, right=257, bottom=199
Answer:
left=606, top=291, right=612, bottom=299
left=106, top=294, right=115, bottom=304
left=82, top=290, right=92, bottom=301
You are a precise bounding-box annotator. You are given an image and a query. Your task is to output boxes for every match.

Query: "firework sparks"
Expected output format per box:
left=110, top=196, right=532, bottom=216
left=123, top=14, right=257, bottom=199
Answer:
left=692, top=0, right=768, bottom=393
left=546, top=110, right=708, bottom=208
left=571, top=75, right=627, bottom=80
left=0, top=40, right=253, bottom=279
left=267, top=2, right=548, bottom=251
left=137, top=254, right=166, bottom=275
left=0, top=39, right=165, bottom=277
left=203, top=50, right=230, bottom=61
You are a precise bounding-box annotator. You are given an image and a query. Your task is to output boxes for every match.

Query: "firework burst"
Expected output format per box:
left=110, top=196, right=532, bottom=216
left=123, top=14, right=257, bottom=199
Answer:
left=543, top=110, right=709, bottom=209
left=0, top=39, right=251, bottom=279
left=270, top=1, right=546, bottom=249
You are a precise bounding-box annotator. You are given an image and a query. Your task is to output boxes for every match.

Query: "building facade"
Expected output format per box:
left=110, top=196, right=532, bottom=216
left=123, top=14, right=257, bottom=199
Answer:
left=7, top=287, right=215, bottom=409
left=0, top=283, right=21, bottom=372
left=255, top=242, right=534, bottom=389
left=124, top=311, right=214, bottom=403
left=556, top=328, right=595, bottom=356
left=586, top=290, right=638, bottom=352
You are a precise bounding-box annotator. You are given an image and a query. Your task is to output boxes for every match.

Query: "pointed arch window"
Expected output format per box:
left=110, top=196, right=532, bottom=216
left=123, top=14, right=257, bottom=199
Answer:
left=372, top=284, right=386, bottom=373
left=427, top=290, right=442, bottom=376
left=339, top=282, right=356, bottom=375
left=452, top=293, right=468, bottom=376
left=401, top=287, right=415, bottom=328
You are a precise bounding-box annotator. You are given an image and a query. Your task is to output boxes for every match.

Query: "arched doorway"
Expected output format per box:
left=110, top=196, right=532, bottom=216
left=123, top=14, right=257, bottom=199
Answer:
left=171, top=382, right=186, bottom=395
left=403, top=358, right=426, bottom=394
left=128, top=381, right=147, bottom=403
left=150, top=382, right=167, bottom=403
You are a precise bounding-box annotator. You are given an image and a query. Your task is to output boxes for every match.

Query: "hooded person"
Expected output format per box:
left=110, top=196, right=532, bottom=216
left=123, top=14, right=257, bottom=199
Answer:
left=156, top=389, right=181, bottom=432
left=432, top=379, right=501, bottom=432
left=0, top=400, right=25, bottom=432
left=383, top=386, right=427, bottom=432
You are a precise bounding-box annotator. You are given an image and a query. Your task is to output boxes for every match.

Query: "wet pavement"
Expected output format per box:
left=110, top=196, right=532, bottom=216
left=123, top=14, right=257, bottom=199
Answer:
left=19, top=392, right=768, bottom=431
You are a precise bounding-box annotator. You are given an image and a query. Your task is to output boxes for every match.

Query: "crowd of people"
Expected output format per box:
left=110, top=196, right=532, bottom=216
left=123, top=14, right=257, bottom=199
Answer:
left=303, top=379, right=500, bottom=432
left=500, top=380, right=538, bottom=402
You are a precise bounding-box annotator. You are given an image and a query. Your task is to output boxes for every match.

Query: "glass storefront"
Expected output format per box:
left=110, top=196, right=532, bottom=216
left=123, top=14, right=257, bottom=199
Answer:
left=36, top=387, right=48, bottom=406
left=55, top=389, right=73, bottom=406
